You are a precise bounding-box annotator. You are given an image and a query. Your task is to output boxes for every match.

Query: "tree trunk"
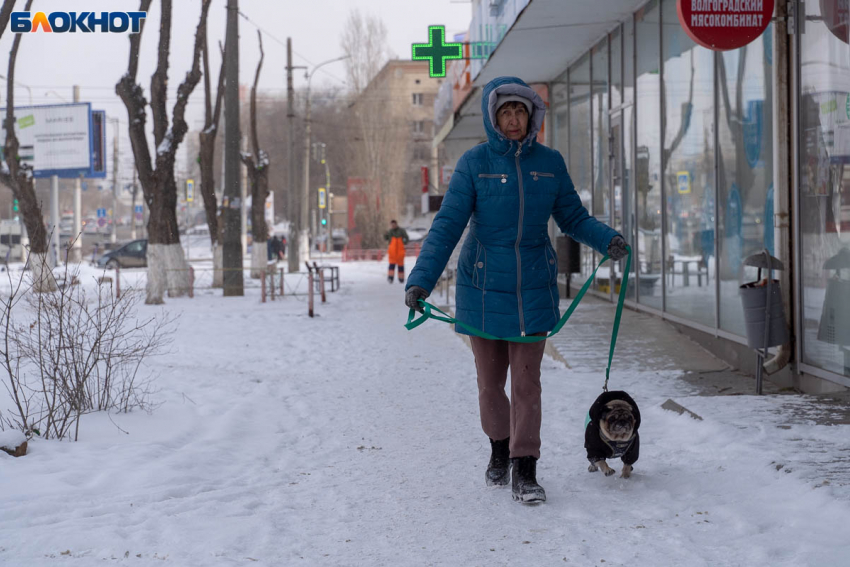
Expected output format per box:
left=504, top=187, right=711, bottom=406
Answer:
left=0, top=0, right=54, bottom=292
left=115, top=0, right=210, bottom=304
left=199, top=131, right=220, bottom=248
left=212, top=242, right=223, bottom=287
left=250, top=242, right=267, bottom=279
left=28, top=252, right=56, bottom=294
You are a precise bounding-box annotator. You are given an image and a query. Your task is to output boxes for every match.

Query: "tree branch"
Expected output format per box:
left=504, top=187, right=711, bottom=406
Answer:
left=250, top=30, right=264, bottom=163
left=116, top=0, right=155, bottom=197
left=151, top=0, right=173, bottom=149
left=169, top=0, right=212, bottom=158
left=0, top=0, right=16, bottom=43
left=212, top=41, right=225, bottom=128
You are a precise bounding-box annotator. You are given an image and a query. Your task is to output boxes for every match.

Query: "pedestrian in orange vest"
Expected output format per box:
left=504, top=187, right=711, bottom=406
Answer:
left=384, top=220, right=409, bottom=283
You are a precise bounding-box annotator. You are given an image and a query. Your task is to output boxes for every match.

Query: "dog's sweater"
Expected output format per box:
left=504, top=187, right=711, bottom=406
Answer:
left=584, top=391, right=641, bottom=465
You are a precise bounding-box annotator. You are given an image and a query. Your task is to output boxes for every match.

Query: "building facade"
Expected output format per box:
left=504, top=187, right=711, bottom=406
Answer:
left=351, top=60, right=442, bottom=225
left=433, top=0, right=850, bottom=392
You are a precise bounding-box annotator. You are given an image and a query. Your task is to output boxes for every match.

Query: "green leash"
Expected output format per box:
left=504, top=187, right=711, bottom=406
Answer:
left=406, top=247, right=631, bottom=392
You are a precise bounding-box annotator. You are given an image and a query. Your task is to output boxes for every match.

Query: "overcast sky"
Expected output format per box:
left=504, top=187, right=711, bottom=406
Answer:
left=0, top=0, right=472, bottom=182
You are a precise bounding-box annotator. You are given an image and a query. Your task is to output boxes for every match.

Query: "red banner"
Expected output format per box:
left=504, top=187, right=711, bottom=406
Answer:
left=677, top=0, right=774, bottom=51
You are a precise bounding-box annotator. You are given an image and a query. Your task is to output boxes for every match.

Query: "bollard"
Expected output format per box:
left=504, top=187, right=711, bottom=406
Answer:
left=280, top=268, right=284, bottom=296
left=308, top=272, right=314, bottom=317
left=189, top=266, right=195, bottom=299
left=115, top=265, right=120, bottom=299
left=261, top=271, right=267, bottom=303
left=270, top=270, right=275, bottom=301
left=320, top=268, right=326, bottom=303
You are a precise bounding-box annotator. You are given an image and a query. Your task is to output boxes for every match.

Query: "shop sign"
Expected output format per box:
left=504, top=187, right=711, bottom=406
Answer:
left=677, top=0, right=774, bottom=51
left=677, top=171, right=691, bottom=194
left=821, top=0, right=850, bottom=43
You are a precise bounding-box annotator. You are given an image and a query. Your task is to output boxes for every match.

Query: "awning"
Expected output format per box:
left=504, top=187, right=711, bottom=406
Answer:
left=441, top=0, right=646, bottom=148
left=438, top=87, right=485, bottom=151
left=473, top=0, right=649, bottom=86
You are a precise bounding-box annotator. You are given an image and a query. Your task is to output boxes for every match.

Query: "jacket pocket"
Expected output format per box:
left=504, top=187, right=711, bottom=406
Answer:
left=529, top=171, right=555, bottom=181
left=472, top=240, right=486, bottom=290
left=478, top=173, right=509, bottom=184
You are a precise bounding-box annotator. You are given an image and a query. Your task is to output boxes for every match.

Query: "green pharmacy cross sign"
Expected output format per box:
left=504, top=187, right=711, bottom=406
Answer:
left=412, top=25, right=463, bottom=78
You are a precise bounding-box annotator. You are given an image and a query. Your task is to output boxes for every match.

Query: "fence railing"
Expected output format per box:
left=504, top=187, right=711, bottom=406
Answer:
left=104, top=264, right=340, bottom=306
left=342, top=242, right=422, bottom=262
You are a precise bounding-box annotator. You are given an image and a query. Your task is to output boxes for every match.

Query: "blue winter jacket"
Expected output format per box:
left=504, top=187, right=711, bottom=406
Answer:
left=406, top=76, right=620, bottom=338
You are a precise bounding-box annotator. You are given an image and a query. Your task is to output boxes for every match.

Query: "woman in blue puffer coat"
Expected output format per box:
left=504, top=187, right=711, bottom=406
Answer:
left=405, top=76, right=628, bottom=504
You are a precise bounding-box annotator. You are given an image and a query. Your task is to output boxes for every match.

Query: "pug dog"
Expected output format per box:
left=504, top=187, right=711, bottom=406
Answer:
left=584, top=391, right=640, bottom=479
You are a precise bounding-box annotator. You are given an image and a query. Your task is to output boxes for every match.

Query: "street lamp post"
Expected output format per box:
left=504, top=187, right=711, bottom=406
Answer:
left=109, top=117, right=120, bottom=245
left=302, top=55, right=348, bottom=263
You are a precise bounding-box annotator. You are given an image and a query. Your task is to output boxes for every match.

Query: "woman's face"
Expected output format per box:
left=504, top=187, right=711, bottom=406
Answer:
left=496, top=103, right=529, bottom=141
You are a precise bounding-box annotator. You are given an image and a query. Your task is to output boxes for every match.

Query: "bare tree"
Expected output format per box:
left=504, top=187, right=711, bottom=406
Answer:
left=344, top=81, right=410, bottom=247
left=0, top=0, right=14, bottom=34
left=199, top=35, right=226, bottom=286
left=0, top=0, right=55, bottom=292
left=340, top=12, right=409, bottom=248
left=116, top=0, right=212, bottom=304
left=241, top=31, right=270, bottom=278
left=340, top=9, right=390, bottom=94
left=1, top=263, right=175, bottom=441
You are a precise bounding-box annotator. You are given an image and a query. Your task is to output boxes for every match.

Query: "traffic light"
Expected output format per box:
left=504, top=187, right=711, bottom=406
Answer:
left=321, top=218, right=327, bottom=226
left=12, top=198, right=18, bottom=212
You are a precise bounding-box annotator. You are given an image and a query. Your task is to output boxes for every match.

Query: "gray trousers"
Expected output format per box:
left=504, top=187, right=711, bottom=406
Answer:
left=470, top=335, right=547, bottom=459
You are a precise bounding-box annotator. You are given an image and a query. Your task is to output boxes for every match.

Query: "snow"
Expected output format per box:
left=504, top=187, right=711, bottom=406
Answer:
left=1, top=259, right=849, bottom=565
left=156, top=132, right=173, bottom=156
left=0, top=429, right=26, bottom=450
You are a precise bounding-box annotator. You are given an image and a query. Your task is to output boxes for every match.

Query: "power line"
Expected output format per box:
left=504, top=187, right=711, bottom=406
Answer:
left=235, top=9, right=348, bottom=87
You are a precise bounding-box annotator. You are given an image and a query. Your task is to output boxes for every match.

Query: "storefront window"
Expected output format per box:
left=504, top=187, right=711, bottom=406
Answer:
left=717, top=26, right=774, bottom=335
left=612, top=28, right=622, bottom=111
left=617, top=18, right=636, bottom=301
left=592, top=39, right=610, bottom=292
left=624, top=18, right=634, bottom=106
left=551, top=72, right=568, bottom=158
left=569, top=54, right=594, bottom=285
left=635, top=0, right=662, bottom=309
left=799, top=4, right=850, bottom=377
left=661, top=0, right=716, bottom=326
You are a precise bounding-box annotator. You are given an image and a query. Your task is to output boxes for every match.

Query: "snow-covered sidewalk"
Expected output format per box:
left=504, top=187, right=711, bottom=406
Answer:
left=2, top=260, right=850, bottom=566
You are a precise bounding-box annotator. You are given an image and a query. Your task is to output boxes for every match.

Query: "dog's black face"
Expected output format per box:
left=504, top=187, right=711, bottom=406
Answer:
left=599, top=399, right=636, bottom=442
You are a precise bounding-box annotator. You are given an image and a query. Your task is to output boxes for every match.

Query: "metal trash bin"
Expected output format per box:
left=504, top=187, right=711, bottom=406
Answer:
left=556, top=235, right=581, bottom=298
left=740, top=250, right=789, bottom=394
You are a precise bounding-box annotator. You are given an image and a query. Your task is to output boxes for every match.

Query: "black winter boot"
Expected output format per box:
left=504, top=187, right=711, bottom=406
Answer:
left=511, top=456, right=546, bottom=503
left=485, top=437, right=510, bottom=486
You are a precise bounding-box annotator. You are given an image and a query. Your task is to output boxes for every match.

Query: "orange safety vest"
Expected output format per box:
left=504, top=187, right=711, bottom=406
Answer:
left=387, top=236, right=405, bottom=265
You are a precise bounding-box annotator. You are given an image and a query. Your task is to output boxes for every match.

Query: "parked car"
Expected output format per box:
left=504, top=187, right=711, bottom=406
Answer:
left=96, top=239, right=148, bottom=269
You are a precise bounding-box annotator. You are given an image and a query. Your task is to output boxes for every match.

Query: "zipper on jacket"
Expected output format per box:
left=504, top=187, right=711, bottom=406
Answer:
left=529, top=171, right=555, bottom=181
left=478, top=173, right=508, bottom=184
left=514, top=144, right=526, bottom=336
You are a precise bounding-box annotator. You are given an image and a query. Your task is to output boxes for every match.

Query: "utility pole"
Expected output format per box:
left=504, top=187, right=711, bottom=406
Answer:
left=286, top=38, right=301, bottom=274
left=72, top=85, right=82, bottom=262
left=110, top=117, right=119, bottom=244
left=131, top=167, right=138, bottom=240
left=223, top=0, right=244, bottom=295
left=301, top=55, right=348, bottom=265
left=321, top=144, right=331, bottom=252
left=302, top=71, right=312, bottom=266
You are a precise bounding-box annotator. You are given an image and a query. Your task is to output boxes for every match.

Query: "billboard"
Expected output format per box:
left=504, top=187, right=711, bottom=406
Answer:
left=0, top=102, right=106, bottom=178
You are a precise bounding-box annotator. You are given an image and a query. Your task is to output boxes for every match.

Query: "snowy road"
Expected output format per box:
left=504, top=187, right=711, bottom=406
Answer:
left=1, top=261, right=850, bottom=566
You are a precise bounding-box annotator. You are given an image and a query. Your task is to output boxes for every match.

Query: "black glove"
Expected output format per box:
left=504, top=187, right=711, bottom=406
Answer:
left=405, top=286, right=429, bottom=312
left=607, top=235, right=629, bottom=261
